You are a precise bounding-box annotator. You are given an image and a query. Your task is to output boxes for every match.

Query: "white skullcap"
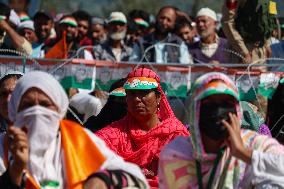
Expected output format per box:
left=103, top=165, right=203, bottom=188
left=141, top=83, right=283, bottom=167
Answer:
left=196, top=7, right=217, bottom=21
left=108, top=12, right=127, bottom=24
left=18, top=20, right=35, bottom=31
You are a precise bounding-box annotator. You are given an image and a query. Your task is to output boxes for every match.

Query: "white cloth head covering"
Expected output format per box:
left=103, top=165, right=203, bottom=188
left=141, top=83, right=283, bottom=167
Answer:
left=196, top=7, right=217, bottom=21
left=70, top=93, right=102, bottom=122
left=108, top=12, right=127, bottom=24
left=9, top=9, right=20, bottom=27
left=18, top=20, right=35, bottom=31
left=8, top=71, right=68, bottom=187
left=0, top=70, right=23, bottom=82
left=9, top=71, right=69, bottom=121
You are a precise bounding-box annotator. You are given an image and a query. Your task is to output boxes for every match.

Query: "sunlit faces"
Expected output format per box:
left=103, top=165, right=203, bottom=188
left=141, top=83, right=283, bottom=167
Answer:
left=177, top=25, right=196, bottom=44
left=34, top=19, right=53, bottom=42
left=18, top=28, right=38, bottom=43
left=77, top=20, right=89, bottom=40
left=126, top=89, right=161, bottom=121
left=59, top=23, right=78, bottom=42
left=18, top=88, right=58, bottom=113
left=108, top=21, right=127, bottom=41
left=91, top=24, right=107, bottom=43
left=156, top=8, right=176, bottom=34
left=196, top=16, right=216, bottom=39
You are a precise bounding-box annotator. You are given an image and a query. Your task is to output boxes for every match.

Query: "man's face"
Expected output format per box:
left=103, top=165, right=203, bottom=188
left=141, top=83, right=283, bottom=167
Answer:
left=156, top=8, right=176, bottom=35
left=108, top=22, right=126, bottom=33
left=34, top=18, right=53, bottom=42
left=77, top=19, right=89, bottom=40
left=196, top=16, right=216, bottom=39
left=91, top=24, right=106, bottom=43
left=0, top=77, right=18, bottom=120
left=178, top=25, right=195, bottom=44
left=19, top=28, right=38, bottom=44
left=127, top=29, right=143, bottom=44
left=108, top=21, right=127, bottom=41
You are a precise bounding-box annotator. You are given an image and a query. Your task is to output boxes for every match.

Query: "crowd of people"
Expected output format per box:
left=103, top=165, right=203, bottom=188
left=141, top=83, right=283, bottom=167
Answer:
left=0, top=0, right=282, bottom=63
left=0, top=0, right=284, bottom=188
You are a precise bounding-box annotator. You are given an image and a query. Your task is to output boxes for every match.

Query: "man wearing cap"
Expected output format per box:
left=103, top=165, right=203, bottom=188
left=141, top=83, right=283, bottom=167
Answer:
left=0, top=71, right=23, bottom=133
left=126, top=10, right=151, bottom=47
left=18, top=20, right=41, bottom=58
left=93, top=12, right=132, bottom=62
left=17, top=20, right=38, bottom=44
left=0, top=2, right=32, bottom=56
left=129, top=6, right=192, bottom=64
left=188, top=7, right=230, bottom=64
left=45, top=15, right=93, bottom=59
left=91, top=17, right=107, bottom=45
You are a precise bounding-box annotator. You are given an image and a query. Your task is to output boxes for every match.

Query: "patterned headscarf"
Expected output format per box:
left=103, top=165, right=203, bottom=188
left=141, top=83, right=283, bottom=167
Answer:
left=96, top=68, right=189, bottom=188
left=188, top=72, right=241, bottom=160
left=125, top=67, right=175, bottom=119
left=159, top=73, right=281, bottom=189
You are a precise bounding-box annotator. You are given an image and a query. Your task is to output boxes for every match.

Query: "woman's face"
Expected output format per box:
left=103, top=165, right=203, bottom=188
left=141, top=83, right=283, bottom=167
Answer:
left=199, top=94, right=237, bottom=140
left=126, top=89, right=161, bottom=121
left=18, top=88, right=58, bottom=113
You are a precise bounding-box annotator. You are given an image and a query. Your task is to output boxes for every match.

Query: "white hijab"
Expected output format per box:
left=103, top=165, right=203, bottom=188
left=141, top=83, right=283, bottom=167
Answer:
left=9, top=71, right=69, bottom=121
left=8, top=71, right=69, bottom=188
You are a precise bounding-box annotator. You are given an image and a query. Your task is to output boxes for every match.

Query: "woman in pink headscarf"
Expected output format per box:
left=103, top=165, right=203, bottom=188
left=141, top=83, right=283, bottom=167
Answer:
left=96, top=68, right=190, bottom=188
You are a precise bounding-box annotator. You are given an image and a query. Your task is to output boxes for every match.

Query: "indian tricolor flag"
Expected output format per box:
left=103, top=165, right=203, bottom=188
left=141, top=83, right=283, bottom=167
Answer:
left=52, top=63, right=96, bottom=91
left=45, top=32, right=68, bottom=59
left=134, top=18, right=149, bottom=28
left=59, top=17, right=78, bottom=27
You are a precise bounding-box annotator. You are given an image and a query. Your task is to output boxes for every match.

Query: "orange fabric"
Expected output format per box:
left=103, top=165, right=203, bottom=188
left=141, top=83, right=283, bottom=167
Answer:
left=126, top=77, right=158, bottom=83
left=45, top=32, right=67, bottom=59
left=112, top=87, right=125, bottom=93
left=60, top=120, right=106, bottom=189
left=25, top=173, right=41, bottom=189
left=205, top=81, right=237, bottom=93
left=3, top=120, right=104, bottom=189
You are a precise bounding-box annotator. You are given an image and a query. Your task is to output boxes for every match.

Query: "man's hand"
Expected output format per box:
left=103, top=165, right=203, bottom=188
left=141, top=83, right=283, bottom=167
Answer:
left=243, top=53, right=252, bottom=64
left=0, top=19, right=10, bottom=31
left=265, top=46, right=272, bottom=58
left=222, top=113, right=253, bottom=164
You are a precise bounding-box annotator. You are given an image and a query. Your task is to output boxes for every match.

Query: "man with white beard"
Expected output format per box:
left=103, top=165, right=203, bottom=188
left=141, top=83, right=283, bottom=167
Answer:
left=93, top=12, right=133, bottom=62
left=188, top=8, right=230, bottom=64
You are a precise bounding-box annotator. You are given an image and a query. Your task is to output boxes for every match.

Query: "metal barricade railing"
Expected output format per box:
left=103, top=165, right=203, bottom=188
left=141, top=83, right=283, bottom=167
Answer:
left=1, top=55, right=284, bottom=140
